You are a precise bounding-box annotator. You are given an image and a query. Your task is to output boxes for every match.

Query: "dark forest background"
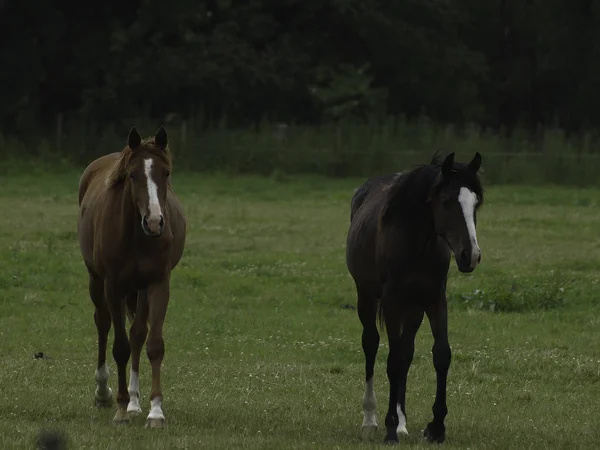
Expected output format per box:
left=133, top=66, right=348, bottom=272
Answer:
left=1, top=0, right=600, bottom=183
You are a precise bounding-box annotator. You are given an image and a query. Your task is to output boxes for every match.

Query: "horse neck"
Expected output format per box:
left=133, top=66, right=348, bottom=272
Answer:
left=396, top=204, right=436, bottom=254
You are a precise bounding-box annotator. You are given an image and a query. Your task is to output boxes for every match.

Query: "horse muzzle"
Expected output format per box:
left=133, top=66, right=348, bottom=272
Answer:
left=456, top=247, right=481, bottom=273
left=142, top=214, right=165, bottom=237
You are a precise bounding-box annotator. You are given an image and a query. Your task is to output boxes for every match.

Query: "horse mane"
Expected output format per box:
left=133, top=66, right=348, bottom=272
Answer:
left=380, top=162, right=442, bottom=227
left=106, top=137, right=173, bottom=188
left=379, top=153, right=484, bottom=227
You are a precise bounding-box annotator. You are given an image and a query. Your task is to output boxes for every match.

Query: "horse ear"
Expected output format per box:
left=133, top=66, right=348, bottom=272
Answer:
left=128, top=127, right=141, bottom=149
left=155, top=126, right=168, bottom=149
left=441, top=152, right=455, bottom=178
left=468, top=152, right=482, bottom=173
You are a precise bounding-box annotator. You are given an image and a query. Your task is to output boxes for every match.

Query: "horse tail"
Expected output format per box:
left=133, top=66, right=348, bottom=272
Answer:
left=125, top=293, right=137, bottom=322
left=377, top=294, right=409, bottom=336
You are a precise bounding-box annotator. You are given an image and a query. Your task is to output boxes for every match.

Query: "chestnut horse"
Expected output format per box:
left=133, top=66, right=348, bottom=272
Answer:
left=77, top=127, right=186, bottom=427
left=346, top=152, right=484, bottom=444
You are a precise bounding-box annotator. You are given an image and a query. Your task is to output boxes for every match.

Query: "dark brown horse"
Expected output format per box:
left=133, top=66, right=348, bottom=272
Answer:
left=77, top=127, right=186, bottom=428
left=346, top=152, right=483, bottom=444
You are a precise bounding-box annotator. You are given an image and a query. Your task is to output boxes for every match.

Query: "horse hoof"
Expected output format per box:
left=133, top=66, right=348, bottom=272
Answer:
left=113, top=408, right=130, bottom=425
left=95, top=396, right=114, bottom=408
left=383, top=432, right=399, bottom=445
left=113, top=418, right=131, bottom=425
left=146, top=418, right=165, bottom=429
left=127, top=405, right=143, bottom=415
left=361, top=424, right=378, bottom=440
left=128, top=410, right=143, bottom=419
left=95, top=388, right=113, bottom=407
left=423, top=422, right=445, bottom=444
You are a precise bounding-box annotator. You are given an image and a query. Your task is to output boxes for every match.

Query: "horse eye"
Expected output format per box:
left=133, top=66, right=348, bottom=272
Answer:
left=164, top=170, right=170, bottom=178
left=130, top=173, right=136, bottom=181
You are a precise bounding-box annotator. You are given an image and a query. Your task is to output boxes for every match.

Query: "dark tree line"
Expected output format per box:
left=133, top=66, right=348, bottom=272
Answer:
left=1, top=0, right=599, bottom=136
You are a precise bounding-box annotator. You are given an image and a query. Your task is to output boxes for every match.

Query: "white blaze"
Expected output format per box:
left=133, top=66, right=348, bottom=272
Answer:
left=144, top=158, right=161, bottom=218
left=458, top=187, right=481, bottom=268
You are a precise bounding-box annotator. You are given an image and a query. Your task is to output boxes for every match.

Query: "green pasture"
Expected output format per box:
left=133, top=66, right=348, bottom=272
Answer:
left=0, top=171, right=599, bottom=449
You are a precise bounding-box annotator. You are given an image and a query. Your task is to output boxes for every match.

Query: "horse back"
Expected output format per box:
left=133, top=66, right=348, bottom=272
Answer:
left=346, top=173, right=399, bottom=288
left=350, top=173, right=399, bottom=222
left=78, top=152, right=121, bottom=206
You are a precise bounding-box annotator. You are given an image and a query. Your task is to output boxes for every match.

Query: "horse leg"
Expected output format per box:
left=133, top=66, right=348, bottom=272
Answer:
left=89, top=271, right=113, bottom=407
left=105, top=281, right=131, bottom=424
left=423, top=300, right=451, bottom=443
left=128, top=290, right=149, bottom=415
left=394, top=305, right=424, bottom=440
left=357, top=284, right=380, bottom=439
left=145, top=279, right=170, bottom=428
left=383, top=287, right=424, bottom=444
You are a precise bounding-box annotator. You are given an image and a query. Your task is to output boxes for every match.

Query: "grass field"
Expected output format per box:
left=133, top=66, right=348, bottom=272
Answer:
left=1, top=170, right=600, bottom=449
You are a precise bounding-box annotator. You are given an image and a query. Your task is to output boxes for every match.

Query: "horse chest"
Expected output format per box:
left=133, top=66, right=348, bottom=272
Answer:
left=135, top=254, right=168, bottom=282
left=104, top=248, right=168, bottom=289
left=398, top=270, right=442, bottom=289
left=399, top=253, right=449, bottom=288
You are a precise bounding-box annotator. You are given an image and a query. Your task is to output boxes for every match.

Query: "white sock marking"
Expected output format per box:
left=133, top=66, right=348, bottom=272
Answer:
left=144, top=158, right=161, bottom=218
left=362, top=378, right=378, bottom=428
left=396, top=403, right=408, bottom=435
left=147, top=397, right=164, bottom=421
left=95, top=364, right=112, bottom=400
left=458, top=187, right=481, bottom=269
left=127, top=369, right=142, bottom=413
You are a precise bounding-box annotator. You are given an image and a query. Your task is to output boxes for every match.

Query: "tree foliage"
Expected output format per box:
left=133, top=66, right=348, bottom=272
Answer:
left=1, top=0, right=599, bottom=134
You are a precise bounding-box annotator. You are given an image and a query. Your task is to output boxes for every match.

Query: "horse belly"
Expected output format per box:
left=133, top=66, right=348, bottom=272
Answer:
left=78, top=201, right=100, bottom=273
left=346, top=219, right=379, bottom=285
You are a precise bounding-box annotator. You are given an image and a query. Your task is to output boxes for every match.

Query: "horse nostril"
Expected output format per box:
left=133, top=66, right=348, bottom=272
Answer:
left=142, top=215, right=149, bottom=229
left=460, top=249, right=468, bottom=263
left=159, top=215, right=164, bottom=228
left=477, top=253, right=482, bottom=264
